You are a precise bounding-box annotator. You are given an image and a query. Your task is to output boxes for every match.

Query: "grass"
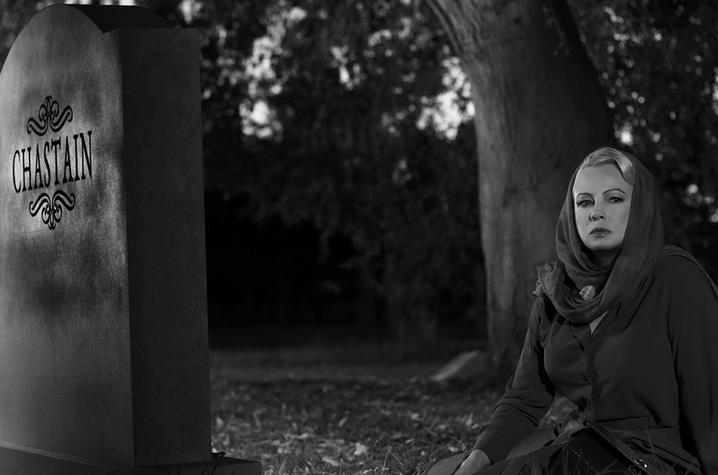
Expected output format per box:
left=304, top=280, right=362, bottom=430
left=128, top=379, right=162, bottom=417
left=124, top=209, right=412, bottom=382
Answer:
left=208, top=330, right=575, bottom=474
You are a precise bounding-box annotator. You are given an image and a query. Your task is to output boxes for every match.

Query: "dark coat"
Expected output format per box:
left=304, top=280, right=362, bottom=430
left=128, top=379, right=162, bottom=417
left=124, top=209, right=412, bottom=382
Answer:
left=472, top=253, right=718, bottom=474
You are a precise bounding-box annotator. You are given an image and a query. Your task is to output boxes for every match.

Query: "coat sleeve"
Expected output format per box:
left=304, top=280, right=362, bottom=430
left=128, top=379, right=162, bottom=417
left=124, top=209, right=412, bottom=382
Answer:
left=666, top=257, right=718, bottom=474
left=471, top=297, right=556, bottom=463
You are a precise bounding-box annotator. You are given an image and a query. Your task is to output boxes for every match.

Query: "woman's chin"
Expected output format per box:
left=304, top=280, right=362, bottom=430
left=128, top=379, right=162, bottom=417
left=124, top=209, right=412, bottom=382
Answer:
left=582, top=236, right=622, bottom=253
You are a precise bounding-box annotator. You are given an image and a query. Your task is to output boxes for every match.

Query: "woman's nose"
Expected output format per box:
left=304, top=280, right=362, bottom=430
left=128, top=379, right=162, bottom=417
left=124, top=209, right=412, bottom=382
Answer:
left=589, top=206, right=604, bottom=221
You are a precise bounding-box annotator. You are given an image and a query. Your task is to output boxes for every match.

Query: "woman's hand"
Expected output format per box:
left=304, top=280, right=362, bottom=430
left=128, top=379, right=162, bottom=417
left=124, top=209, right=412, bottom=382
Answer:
left=453, top=449, right=491, bottom=475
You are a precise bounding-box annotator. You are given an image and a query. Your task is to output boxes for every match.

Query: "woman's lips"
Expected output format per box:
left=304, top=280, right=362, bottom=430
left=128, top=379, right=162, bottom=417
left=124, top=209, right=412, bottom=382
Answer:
left=590, top=228, right=611, bottom=236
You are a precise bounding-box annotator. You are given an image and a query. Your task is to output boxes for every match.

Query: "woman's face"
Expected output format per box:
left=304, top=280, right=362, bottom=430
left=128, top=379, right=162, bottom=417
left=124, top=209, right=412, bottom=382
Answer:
left=573, top=164, right=633, bottom=254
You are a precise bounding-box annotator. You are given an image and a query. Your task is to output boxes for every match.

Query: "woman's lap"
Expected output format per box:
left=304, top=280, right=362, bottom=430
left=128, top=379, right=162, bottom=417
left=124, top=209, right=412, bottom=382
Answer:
left=424, top=442, right=679, bottom=475
left=424, top=445, right=561, bottom=475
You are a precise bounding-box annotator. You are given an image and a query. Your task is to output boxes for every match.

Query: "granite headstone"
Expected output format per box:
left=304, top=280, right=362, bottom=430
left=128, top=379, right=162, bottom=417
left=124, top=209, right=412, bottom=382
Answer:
left=0, top=4, right=259, bottom=474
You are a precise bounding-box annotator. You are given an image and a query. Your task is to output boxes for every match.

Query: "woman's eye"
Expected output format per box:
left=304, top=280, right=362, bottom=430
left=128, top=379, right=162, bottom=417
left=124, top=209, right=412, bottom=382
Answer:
left=577, top=200, right=591, bottom=208
left=609, top=196, right=624, bottom=203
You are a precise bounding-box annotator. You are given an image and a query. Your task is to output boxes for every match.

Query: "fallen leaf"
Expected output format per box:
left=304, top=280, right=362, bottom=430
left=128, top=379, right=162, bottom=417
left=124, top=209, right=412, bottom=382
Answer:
left=321, top=456, right=340, bottom=467
left=353, top=442, right=369, bottom=456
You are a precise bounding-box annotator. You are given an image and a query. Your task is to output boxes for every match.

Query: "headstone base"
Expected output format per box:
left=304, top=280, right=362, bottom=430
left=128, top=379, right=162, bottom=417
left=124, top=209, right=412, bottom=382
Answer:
left=0, top=445, right=261, bottom=475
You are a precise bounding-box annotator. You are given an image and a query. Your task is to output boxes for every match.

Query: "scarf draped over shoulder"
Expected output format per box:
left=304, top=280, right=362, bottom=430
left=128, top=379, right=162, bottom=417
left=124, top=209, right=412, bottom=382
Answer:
left=535, top=151, right=669, bottom=325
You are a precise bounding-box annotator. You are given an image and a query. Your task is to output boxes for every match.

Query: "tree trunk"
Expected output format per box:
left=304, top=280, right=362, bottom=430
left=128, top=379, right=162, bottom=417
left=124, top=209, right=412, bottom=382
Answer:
left=426, top=0, right=613, bottom=384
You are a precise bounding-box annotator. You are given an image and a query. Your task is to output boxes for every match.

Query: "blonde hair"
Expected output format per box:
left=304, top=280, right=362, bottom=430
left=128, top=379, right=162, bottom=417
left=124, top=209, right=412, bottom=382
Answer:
left=580, top=147, right=636, bottom=186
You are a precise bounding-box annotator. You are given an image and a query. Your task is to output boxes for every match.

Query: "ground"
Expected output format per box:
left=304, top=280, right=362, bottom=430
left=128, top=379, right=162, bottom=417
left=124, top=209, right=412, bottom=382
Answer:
left=208, top=327, right=575, bottom=475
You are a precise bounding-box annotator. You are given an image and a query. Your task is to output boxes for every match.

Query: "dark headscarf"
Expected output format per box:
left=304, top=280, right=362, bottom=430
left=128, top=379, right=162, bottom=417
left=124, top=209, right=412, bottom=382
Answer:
left=535, top=148, right=672, bottom=325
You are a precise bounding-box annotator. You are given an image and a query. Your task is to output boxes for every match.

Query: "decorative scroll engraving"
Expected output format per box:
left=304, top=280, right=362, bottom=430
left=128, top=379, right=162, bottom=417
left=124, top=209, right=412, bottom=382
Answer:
left=26, top=96, right=73, bottom=136
left=28, top=190, right=76, bottom=230
left=14, top=96, right=87, bottom=229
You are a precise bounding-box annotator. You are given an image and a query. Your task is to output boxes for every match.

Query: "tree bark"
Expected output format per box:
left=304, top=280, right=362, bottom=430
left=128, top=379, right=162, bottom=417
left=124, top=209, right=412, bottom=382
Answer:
left=426, top=0, right=613, bottom=384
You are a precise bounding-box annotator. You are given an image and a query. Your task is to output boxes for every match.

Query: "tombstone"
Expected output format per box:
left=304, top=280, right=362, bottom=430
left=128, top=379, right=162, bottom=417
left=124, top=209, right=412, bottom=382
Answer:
left=0, top=5, right=260, bottom=474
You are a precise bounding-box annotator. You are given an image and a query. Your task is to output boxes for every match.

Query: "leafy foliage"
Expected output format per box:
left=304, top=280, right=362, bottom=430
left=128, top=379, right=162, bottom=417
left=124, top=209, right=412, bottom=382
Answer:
left=184, top=0, right=484, bottom=341
left=0, top=0, right=40, bottom=63
left=571, top=0, right=718, bottom=276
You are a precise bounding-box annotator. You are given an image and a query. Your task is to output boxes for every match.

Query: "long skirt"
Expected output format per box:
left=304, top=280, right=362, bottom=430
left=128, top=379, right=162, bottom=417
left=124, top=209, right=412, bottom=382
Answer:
left=424, top=431, right=680, bottom=475
left=425, top=444, right=563, bottom=475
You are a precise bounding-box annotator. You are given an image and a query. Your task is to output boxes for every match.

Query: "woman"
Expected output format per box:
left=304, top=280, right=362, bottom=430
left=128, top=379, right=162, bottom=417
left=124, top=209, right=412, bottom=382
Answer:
left=429, top=147, right=718, bottom=474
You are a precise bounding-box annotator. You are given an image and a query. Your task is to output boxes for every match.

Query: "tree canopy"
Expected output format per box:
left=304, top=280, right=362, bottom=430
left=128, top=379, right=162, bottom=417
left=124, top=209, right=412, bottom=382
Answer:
left=572, top=0, right=718, bottom=270
left=189, top=0, right=483, bottom=342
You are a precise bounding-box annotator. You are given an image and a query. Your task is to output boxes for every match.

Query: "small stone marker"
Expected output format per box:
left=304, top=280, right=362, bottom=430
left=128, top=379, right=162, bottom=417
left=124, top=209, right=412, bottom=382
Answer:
left=0, top=5, right=259, bottom=474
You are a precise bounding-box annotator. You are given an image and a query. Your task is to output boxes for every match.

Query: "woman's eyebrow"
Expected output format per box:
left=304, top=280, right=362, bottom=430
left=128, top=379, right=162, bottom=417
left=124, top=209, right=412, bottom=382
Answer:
left=574, top=188, right=626, bottom=199
left=574, top=188, right=626, bottom=198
